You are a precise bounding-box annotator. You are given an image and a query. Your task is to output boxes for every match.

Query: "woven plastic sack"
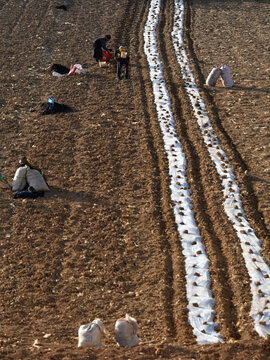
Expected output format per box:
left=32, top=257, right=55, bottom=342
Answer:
left=206, top=67, right=222, bottom=86
left=12, top=166, right=28, bottom=191
left=78, top=319, right=107, bottom=347
left=26, top=169, right=50, bottom=192
left=115, top=314, right=139, bottom=346
left=221, top=65, right=233, bottom=87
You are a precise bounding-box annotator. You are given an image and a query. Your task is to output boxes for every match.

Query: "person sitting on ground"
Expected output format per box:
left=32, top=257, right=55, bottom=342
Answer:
left=93, top=34, right=112, bottom=63
left=114, top=45, right=129, bottom=79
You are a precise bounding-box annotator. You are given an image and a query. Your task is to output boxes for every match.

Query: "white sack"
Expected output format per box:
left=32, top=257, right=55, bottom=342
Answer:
left=115, top=314, right=139, bottom=346
left=78, top=319, right=107, bottom=347
left=205, top=67, right=222, bottom=87
left=221, top=65, right=233, bottom=87
left=12, top=166, right=28, bottom=192
left=26, top=169, right=50, bottom=192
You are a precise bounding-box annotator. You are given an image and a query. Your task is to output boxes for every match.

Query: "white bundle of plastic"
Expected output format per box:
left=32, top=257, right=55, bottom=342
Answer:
left=68, top=64, right=86, bottom=75
left=221, top=65, right=233, bottom=87
left=205, top=67, right=222, bottom=87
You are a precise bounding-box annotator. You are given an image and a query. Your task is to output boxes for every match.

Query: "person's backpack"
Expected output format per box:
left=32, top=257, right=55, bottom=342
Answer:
left=116, top=47, right=128, bottom=60
left=119, top=47, right=128, bottom=59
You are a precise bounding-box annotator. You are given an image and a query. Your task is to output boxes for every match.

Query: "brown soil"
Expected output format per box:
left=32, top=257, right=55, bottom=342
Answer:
left=0, top=0, right=269, bottom=359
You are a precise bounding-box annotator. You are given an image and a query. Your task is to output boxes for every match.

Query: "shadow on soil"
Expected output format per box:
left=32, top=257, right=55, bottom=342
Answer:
left=191, top=0, right=268, bottom=4
left=211, top=85, right=270, bottom=93
left=44, top=186, right=110, bottom=205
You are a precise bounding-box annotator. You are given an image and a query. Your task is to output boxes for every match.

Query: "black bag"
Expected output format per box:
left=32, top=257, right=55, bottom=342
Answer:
left=50, top=64, right=70, bottom=75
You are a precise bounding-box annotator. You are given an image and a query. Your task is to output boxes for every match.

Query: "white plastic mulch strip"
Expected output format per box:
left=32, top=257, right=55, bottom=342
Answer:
left=171, top=0, right=270, bottom=338
left=144, top=0, right=222, bottom=344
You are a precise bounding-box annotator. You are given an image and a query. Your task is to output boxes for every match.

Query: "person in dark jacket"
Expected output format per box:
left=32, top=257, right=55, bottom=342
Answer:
left=93, top=35, right=112, bottom=63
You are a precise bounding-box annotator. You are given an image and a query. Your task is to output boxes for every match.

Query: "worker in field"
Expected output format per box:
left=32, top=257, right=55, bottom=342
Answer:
left=114, top=45, right=129, bottom=79
left=93, top=34, right=112, bottom=63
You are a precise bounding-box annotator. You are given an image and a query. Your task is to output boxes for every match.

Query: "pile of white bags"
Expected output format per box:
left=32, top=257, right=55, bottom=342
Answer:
left=206, top=65, right=233, bottom=87
left=77, top=314, right=139, bottom=348
left=12, top=166, right=49, bottom=192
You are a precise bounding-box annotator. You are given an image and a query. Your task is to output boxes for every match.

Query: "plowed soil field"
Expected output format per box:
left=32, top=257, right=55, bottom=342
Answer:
left=0, top=0, right=269, bottom=359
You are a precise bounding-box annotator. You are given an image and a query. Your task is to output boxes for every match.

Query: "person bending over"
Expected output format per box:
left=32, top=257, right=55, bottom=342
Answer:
left=93, top=34, right=112, bottom=63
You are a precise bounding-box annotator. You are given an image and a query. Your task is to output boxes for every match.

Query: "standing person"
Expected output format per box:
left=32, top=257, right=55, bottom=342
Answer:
left=114, top=46, right=129, bottom=79
left=93, top=34, right=112, bottom=63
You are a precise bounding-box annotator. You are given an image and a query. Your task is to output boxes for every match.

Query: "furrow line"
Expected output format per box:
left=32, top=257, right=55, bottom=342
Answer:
left=129, top=0, right=180, bottom=341
left=114, top=0, right=179, bottom=340
left=0, top=0, right=27, bottom=37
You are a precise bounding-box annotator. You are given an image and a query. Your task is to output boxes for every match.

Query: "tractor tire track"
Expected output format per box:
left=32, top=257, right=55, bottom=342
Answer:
left=0, top=0, right=27, bottom=37
left=128, top=0, right=179, bottom=341
left=10, top=0, right=49, bottom=38
left=113, top=0, right=180, bottom=342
